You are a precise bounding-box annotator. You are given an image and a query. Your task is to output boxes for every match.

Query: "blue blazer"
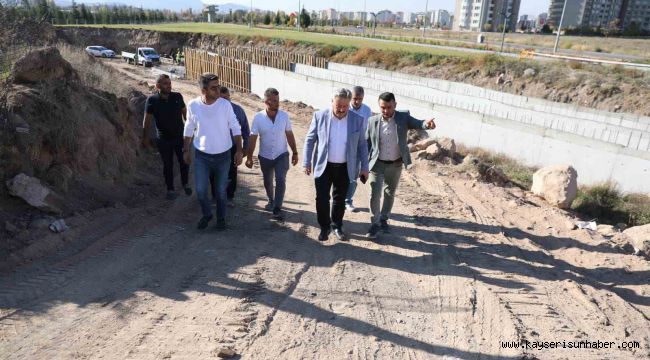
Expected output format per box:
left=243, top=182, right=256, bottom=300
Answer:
left=303, top=109, right=369, bottom=180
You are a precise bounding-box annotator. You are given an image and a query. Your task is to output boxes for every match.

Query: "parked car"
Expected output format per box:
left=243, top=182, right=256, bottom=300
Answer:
left=85, top=46, right=116, bottom=58
left=121, top=47, right=161, bottom=67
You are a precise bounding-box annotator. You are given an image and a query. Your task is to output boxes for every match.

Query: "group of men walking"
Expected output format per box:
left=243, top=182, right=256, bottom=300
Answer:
left=143, top=73, right=435, bottom=241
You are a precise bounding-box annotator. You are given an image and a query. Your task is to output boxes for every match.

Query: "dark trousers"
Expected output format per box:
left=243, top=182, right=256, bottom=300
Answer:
left=157, top=137, right=189, bottom=191
left=210, top=147, right=237, bottom=199
left=315, top=163, right=350, bottom=231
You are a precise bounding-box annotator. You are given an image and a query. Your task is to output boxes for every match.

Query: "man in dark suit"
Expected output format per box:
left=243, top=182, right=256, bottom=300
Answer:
left=365, top=92, right=436, bottom=239
left=303, top=88, right=370, bottom=242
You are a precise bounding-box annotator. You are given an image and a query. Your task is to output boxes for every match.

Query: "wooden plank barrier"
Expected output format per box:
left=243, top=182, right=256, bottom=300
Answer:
left=184, top=46, right=328, bottom=93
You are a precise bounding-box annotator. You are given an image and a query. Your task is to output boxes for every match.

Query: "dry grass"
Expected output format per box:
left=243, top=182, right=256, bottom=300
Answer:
left=572, top=183, right=650, bottom=226
left=330, top=26, right=650, bottom=58
left=0, top=45, right=32, bottom=81
left=456, top=144, right=537, bottom=189
left=455, top=144, right=650, bottom=226
left=57, top=43, right=130, bottom=97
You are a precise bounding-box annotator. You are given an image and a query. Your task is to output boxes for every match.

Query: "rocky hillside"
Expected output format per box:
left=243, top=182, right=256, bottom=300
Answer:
left=0, top=44, right=156, bottom=259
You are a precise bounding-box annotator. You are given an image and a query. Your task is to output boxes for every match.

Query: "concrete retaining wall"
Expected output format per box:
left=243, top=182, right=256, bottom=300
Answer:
left=250, top=63, right=650, bottom=193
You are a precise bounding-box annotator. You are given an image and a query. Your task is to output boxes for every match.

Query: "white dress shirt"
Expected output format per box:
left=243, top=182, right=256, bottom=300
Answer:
left=328, top=111, right=348, bottom=163
left=184, top=97, right=242, bottom=155
left=251, top=110, right=292, bottom=160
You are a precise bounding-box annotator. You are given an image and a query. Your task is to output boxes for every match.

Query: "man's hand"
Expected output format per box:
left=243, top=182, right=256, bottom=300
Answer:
left=425, top=118, right=436, bottom=130
left=245, top=156, right=254, bottom=169
left=359, top=170, right=369, bottom=184
left=304, top=167, right=311, bottom=176
left=183, top=148, right=191, bottom=165
left=291, top=153, right=299, bottom=166
left=234, top=151, right=243, bottom=166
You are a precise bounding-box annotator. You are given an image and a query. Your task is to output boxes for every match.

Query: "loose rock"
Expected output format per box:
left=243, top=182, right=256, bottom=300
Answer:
left=6, top=173, right=65, bottom=213
left=531, top=165, right=578, bottom=209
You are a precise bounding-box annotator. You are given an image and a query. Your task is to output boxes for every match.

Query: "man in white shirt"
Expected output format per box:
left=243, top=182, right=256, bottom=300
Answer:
left=245, top=88, right=299, bottom=220
left=183, top=73, right=244, bottom=231
left=303, top=88, right=369, bottom=242
left=345, top=86, right=373, bottom=212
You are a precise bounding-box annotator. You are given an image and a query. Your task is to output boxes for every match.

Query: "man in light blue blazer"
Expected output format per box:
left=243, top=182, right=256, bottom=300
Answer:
left=303, top=88, right=370, bottom=242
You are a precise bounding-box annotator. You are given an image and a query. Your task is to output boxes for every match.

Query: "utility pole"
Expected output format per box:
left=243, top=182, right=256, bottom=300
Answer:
left=362, top=0, right=366, bottom=36
left=553, top=0, right=568, bottom=53
left=249, top=0, right=253, bottom=28
left=422, top=0, right=429, bottom=38
left=298, top=0, right=301, bottom=31
left=499, top=5, right=509, bottom=53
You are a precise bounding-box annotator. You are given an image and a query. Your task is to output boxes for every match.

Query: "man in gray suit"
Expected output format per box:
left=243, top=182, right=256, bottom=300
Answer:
left=303, top=88, right=370, bottom=242
left=365, top=92, right=436, bottom=239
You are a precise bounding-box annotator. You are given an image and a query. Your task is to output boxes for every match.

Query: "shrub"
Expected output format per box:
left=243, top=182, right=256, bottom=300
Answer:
left=571, top=183, right=650, bottom=226
left=476, top=54, right=505, bottom=77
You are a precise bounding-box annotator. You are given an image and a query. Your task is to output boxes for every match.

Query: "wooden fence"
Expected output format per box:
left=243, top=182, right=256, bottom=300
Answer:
left=184, top=46, right=329, bottom=93
left=184, top=48, right=251, bottom=93
left=209, top=46, right=328, bottom=70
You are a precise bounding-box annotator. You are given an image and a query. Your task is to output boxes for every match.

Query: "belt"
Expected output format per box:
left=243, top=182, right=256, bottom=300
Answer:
left=327, top=162, right=347, bottom=167
left=378, top=158, right=402, bottom=164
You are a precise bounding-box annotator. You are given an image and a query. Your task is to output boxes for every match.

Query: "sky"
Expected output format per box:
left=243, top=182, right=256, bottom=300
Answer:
left=207, top=0, right=551, bottom=17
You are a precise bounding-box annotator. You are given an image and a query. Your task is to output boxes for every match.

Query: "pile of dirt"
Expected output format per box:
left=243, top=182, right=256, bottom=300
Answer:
left=407, top=130, right=521, bottom=189
left=0, top=46, right=154, bottom=261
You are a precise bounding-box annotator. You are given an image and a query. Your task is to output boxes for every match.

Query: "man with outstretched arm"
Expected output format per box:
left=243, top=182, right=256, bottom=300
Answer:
left=365, top=92, right=436, bottom=239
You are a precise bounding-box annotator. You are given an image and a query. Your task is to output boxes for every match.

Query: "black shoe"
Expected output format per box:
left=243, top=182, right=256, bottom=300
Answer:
left=333, top=228, right=348, bottom=241
left=215, top=219, right=226, bottom=231
left=272, top=208, right=284, bottom=220
left=197, top=215, right=213, bottom=230
left=183, top=187, right=192, bottom=196
left=166, top=190, right=178, bottom=200
left=366, top=224, right=380, bottom=239
left=380, top=220, right=391, bottom=233
left=318, top=228, right=331, bottom=242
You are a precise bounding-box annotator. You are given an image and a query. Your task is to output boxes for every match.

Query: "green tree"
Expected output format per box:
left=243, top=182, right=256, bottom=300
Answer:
left=71, top=0, right=80, bottom=24
left=79, top=3, right=88, bottom=24
left=35, top=0, right=51, bottom=22
left=300, top=8, right=310, bottom=28
left=263, top=11, right=271, bottom=25
left=623, top=21, right=641, bottom=36
left=55, top=8, right=65, bottom=24
left=274, top=11, right=282, bottom=26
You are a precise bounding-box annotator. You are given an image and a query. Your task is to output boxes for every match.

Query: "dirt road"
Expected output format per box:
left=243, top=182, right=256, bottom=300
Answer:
left=1, top=62, right=648, bottom=359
